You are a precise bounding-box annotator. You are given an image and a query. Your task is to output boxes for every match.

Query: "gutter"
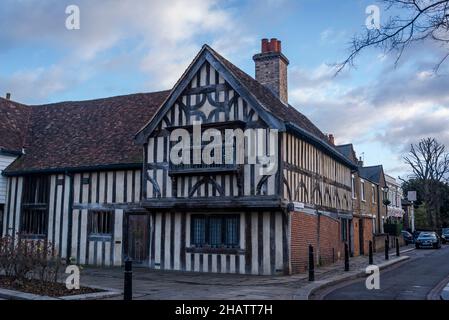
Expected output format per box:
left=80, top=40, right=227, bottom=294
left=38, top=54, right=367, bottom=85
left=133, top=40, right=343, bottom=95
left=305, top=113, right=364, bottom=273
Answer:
left=0, top=148, right=23, bottom=157
left=3, top=162, right=142, bottom=177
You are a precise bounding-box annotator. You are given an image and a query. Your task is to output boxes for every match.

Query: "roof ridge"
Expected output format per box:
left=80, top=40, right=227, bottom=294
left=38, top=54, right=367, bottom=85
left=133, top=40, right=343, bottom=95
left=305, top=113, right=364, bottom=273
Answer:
left=361, top=165, right=383, bottom=169
left=29, top=90, right=172, bottom=108
left=336, top=143, right=353, bottom=147
left=0, top=96, right=30, bottom=107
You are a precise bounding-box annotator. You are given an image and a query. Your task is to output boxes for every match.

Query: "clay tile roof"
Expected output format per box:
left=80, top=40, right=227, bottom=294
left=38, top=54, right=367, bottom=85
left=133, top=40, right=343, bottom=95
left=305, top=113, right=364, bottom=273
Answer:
left=0, top=97, right=30, bottom=154
left=5, top=91, right=170, bottom=174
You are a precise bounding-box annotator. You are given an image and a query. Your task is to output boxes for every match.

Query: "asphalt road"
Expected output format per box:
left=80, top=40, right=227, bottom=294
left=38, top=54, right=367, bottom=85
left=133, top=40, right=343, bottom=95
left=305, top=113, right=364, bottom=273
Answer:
left=316, top=245, right=449, bottom=300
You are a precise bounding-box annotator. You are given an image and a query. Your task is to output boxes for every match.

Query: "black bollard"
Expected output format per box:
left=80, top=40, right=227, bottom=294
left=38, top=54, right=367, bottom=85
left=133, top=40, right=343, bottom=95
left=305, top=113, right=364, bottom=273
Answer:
left=124, top=258, right=133, bottom=300
left=369, top=241, right=373, bottom=265
left=385, top=238, right=389, bottom=260
left=308, top=245, right=315, bottom=281
left=396, top=238, right=400, bottom=257
left=344, top=242, right=349, bottom=271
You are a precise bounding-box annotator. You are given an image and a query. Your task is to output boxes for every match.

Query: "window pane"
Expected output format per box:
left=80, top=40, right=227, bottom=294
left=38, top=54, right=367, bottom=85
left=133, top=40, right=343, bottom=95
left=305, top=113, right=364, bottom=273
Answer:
left=209, top=217, right=222, bottom=247
left=224, top=216, right=239, bottom=247
left=89, top=211, right=113, bottom=235
left=192, top=216, right=206, bottom=246
left=21, top=209, right=47, bottom=236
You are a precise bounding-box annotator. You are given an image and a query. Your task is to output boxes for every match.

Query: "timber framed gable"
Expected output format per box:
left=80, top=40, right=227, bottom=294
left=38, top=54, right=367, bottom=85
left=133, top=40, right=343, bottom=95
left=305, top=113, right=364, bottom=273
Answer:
left=137, top=46, right=286, bottom=209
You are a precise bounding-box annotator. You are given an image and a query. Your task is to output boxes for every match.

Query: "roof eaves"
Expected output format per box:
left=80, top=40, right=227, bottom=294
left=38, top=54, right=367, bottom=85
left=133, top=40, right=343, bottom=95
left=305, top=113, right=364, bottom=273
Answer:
left=3, top=162, right=142, bottom=177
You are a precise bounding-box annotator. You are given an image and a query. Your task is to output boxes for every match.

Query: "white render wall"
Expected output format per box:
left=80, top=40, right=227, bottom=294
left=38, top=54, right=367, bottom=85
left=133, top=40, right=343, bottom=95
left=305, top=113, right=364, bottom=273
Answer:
left=0, top=154, right=16, bottom=204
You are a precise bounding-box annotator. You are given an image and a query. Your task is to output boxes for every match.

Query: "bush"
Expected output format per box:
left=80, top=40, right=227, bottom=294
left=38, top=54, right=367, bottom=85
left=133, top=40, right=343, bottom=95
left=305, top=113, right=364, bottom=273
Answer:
left=383, top=223, right=403, bottom=236
left=0, top=235, right=64, bottom=285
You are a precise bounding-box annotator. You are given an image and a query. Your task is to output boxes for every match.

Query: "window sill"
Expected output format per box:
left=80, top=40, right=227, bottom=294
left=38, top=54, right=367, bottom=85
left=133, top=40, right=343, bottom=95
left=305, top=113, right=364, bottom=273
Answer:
left=88, top=234, right=113, bottom=241
left=19, top=234, right=47, bottom=240
left=186, top=247, right=244, bottom=255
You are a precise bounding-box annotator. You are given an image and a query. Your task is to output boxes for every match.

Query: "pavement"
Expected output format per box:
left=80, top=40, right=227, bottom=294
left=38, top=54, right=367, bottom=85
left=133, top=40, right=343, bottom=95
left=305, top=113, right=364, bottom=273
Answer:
left=73, top=245, right=416, bottom=300
left=312, top=245, right=449, bottom=300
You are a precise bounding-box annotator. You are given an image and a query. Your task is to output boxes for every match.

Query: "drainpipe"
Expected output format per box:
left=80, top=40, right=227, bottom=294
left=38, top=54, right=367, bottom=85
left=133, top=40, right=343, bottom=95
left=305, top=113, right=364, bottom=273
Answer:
left=377, top=187, right=382, bottom=233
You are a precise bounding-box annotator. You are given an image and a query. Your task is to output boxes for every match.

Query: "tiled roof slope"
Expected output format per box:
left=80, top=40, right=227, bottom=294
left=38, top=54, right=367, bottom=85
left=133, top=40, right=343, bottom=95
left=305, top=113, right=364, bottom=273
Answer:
left=336, top=144, right=358, bottom=165
left=0, top=97, right=30, bottom=153
left=5, top=91, right=170, bottom=174
left=359, top=165, right=384, bottom=185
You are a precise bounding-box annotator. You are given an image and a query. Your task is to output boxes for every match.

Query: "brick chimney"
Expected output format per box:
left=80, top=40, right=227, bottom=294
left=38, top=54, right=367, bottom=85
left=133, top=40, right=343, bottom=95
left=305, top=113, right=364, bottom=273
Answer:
left=5, top=93, right=11, bottom=100
left=253, top=38, right=289, bottom=105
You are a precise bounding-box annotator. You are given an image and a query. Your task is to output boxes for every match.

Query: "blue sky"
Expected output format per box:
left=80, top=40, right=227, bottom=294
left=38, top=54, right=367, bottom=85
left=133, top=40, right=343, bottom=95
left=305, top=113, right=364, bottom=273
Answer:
left=1, top=0, right=448, bottom=179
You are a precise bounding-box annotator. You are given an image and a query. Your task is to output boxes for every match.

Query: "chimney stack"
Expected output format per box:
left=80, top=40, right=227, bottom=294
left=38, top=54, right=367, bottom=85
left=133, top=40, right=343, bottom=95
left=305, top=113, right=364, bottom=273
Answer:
left=253, top=38, right=289, bottom=105
left=5, top=93, right=11, bottom=100
left=358, top=156, right=364, bottom=167
left=328, top=134, right=335, bottom=145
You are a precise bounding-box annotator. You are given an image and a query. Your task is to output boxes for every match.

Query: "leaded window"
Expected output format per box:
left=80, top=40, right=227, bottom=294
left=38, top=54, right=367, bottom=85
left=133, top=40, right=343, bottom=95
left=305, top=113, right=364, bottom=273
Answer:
left=191, top=214, right=240, bottom=248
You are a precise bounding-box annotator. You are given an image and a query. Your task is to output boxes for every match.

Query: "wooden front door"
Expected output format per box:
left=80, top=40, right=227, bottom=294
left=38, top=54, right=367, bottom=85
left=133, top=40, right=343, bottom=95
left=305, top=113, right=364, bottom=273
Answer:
left=125, top=213, right=150, bottom=264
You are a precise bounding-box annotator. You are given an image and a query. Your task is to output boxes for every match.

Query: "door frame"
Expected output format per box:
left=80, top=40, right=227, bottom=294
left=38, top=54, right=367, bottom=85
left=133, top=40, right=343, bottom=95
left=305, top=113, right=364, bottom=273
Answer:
left=123, top=210, right=151, bottom=266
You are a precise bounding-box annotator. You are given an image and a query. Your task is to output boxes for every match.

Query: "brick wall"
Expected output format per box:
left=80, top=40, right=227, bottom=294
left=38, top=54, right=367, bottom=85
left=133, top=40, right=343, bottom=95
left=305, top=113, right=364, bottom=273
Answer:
left=362, top=218, right=374, bottom=254
left=290, top=211, right=344, bottom=274
left=374, top=233, right=405, bottom=253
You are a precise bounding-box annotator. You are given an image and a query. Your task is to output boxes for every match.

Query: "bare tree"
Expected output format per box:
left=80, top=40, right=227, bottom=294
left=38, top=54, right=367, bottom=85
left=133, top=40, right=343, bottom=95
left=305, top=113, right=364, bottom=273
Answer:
left=337, top=0, right=449, bottom=74
left=404, top=137, right=449, bottom=228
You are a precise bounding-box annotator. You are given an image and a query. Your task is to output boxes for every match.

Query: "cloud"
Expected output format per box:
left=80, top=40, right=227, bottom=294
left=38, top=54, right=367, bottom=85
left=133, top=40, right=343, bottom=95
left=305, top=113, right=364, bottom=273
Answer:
left=0, top=63, right=90, bottom=102
left=288, top=46, right=449, bottom=177
left=320, top=28, right=347, bottom=45
left=0, top=0, right=254, bottom=100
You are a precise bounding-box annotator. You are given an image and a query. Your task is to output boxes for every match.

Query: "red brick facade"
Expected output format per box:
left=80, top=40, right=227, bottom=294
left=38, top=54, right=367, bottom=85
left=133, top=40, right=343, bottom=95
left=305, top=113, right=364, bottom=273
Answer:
left=352, top=217, right=374, bottom=256
left=290, top=211, right=344, bottom=274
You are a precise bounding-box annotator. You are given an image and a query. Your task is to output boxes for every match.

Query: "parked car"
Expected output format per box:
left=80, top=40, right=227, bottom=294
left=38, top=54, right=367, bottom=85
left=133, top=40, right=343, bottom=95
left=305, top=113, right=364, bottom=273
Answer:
left=415, top=232, right=441, bottom=249
left=441, top=228, right=449, bottom=244
left=401, top=230, right=414, bottom=244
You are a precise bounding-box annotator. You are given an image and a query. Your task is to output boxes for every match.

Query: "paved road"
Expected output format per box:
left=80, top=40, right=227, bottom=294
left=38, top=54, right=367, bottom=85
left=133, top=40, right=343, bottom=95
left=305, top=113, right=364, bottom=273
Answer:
left=316, top=245, right=449, bottom=300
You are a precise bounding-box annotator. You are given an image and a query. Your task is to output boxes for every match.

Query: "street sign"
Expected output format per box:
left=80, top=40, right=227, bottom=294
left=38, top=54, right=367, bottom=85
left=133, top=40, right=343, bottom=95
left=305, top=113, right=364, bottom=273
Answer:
left=407, top=191, right=417, bottom=202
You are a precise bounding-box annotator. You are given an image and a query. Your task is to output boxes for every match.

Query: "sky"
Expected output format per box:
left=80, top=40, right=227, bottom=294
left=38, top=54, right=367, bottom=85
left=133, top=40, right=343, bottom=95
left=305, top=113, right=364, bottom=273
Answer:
left=1, top=0, right=448, bottom=180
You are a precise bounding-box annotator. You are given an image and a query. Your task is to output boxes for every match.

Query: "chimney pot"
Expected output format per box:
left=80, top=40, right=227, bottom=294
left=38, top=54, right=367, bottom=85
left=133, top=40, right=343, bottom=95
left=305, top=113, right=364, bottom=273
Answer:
left=358, top=156, right=364, bottom=167
left=261, top=38, right=269, bottom=53
left=269, top=38, right=279, bottom=52
left=6, top=93, right=11, bottom=100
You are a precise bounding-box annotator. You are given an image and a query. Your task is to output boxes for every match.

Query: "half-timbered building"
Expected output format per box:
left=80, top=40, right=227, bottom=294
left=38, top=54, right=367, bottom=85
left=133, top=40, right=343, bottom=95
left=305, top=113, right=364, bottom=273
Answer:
left=1, top=39, right=356, bottom=275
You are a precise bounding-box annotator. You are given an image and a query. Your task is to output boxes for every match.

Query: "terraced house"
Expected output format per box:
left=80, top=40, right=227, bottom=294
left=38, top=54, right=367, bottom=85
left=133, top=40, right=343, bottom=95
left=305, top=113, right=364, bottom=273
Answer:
left=336, top=143, right=387, bottom=256
left=0, top=39, right=356, bottom=275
